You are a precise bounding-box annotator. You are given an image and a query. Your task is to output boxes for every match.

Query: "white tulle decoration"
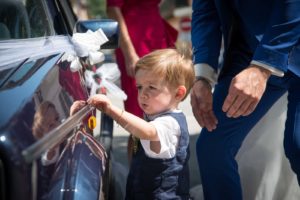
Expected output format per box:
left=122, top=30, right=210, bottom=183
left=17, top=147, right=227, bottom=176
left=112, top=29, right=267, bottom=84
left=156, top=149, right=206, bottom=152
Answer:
left=0, top=28, right=108, bottom=72
left=0, top=36, right=76, bottom=70
left=64, top=28, right=108, bottom=72
left=85, top=63, right=127, bottom=100
left=0, top=28, right=127, bottom=100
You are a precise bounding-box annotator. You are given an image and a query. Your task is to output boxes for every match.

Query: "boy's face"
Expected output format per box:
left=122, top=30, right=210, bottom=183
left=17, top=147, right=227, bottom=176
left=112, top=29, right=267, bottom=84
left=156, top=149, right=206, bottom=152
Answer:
left=43, top=107, right=60, bottom=133
left=135, top=69, right=178, bottom=116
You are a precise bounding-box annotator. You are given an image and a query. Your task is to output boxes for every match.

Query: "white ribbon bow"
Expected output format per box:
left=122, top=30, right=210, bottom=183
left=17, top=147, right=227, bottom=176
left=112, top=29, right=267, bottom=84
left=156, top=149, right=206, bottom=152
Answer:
left=61, top=29, right=108, bottom=72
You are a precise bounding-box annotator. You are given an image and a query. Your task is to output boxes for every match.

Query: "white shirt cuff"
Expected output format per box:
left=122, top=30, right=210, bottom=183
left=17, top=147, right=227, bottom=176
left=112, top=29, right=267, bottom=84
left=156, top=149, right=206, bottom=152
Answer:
left=194, top=63, right=218, bottom=86
left=251, top=60, right=284, bottom=77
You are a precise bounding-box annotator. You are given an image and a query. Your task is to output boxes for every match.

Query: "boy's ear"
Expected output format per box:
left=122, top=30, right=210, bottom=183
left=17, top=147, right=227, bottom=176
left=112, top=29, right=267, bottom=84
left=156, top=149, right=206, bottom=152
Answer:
left=176, top=85, right=187, bottom=100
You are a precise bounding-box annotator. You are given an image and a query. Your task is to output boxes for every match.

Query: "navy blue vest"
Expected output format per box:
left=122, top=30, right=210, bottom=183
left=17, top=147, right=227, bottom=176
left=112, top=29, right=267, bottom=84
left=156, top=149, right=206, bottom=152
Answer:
left=125, top=112, right=190, bottom=200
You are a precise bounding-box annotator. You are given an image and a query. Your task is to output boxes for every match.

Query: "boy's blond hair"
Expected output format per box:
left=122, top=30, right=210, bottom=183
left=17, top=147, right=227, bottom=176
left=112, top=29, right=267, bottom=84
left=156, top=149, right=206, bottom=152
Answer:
left=135, top=48, right=195, bottom=100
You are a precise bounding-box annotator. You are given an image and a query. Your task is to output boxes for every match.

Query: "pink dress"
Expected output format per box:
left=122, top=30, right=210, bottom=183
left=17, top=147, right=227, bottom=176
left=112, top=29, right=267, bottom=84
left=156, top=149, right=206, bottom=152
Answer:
left=107, top=0, right=178, bottom=117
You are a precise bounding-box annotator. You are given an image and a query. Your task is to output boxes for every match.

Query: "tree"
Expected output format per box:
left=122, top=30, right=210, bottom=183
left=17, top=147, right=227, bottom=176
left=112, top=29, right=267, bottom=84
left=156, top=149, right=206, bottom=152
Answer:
left=87, top=0, right=106, bottom=19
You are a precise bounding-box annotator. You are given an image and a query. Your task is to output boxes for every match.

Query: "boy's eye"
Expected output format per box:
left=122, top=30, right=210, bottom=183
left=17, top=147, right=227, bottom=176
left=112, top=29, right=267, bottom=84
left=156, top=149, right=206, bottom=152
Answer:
left=149, top=85, right=156, bottom=90
left=136, top=85, right=142, bottom=90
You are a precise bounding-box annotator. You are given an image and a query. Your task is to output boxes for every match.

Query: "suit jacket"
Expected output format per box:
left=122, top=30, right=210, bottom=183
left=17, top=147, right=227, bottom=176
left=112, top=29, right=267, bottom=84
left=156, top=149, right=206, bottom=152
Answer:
left=191, top=0, right=300, bottom=77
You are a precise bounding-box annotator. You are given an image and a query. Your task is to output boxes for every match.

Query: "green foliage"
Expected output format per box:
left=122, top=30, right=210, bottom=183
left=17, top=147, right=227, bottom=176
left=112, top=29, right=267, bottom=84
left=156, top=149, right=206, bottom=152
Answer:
left=87, top=0, right=107, bottom=19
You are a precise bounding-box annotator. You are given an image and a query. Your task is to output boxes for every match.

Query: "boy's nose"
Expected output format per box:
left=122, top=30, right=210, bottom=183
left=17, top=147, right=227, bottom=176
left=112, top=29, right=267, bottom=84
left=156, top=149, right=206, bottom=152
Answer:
left=140, top=89, right=148, bottom=99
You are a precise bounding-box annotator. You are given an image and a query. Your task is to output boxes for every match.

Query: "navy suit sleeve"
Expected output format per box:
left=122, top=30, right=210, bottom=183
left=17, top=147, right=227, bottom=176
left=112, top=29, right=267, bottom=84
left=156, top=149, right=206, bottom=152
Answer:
left=191, top=0, right=222, bottom=71
left=253, top=0, right=300, bottom=72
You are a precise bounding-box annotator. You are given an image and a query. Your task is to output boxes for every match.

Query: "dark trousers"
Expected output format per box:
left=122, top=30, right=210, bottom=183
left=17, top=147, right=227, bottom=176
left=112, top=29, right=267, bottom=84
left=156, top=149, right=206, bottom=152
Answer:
left=196, top=71, right=300, bottom=200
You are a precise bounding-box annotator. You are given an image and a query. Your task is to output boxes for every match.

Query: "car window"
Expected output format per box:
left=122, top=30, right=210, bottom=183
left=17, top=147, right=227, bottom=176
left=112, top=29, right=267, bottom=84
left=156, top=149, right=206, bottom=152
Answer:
left=0, top=0, right=51, bottom=40
left=0, top=60, right=37, bottom=90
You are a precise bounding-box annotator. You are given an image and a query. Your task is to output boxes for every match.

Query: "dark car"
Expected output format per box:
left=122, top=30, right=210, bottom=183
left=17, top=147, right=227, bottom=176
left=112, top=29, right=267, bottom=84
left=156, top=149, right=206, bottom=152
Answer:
left=0, top=0, right=119, bottom=199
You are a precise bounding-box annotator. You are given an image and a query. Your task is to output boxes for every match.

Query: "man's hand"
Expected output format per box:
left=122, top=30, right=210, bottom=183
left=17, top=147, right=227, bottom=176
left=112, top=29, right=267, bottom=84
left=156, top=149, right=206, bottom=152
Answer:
left=191, top=79, right=218, bottom=131
left=222, top=64, right=271, bottom=118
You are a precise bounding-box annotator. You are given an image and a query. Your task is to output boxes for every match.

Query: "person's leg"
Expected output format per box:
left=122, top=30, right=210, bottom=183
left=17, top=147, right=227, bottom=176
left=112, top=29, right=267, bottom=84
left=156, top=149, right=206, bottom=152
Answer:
left=197, top=76, right=288, bottom=200
left=284, top=74, right=300, bottom=184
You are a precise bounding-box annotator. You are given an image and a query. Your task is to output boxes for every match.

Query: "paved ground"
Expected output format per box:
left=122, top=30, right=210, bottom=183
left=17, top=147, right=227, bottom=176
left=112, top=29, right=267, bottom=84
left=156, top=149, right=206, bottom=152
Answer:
left=99, top=92, right=204, bottom=199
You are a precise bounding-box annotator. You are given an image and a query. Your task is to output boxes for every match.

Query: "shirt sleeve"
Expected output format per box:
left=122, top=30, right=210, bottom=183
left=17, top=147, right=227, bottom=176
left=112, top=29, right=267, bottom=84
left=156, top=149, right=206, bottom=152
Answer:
left=106, top=0, right=124, bottom=7
left=252, top=1, right=300, bottom=72
left=140, top=116, right=180, bottom=159
left=194, top=63, right=218, bottom=86
left=251, top=60, right=284, bottom=77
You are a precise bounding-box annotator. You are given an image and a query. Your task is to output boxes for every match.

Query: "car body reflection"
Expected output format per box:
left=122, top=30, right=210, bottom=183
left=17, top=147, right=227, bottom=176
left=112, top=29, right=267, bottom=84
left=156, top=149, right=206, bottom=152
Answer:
left=0, top=0, right=119, bottom=199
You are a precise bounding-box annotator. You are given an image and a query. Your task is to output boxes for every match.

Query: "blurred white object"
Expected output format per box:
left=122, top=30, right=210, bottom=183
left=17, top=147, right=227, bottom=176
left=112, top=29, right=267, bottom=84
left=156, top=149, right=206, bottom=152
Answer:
left=237, top=93, right=300, bottom=200
left=97, top=63, right=127, bottom=100
left=96, top=63, right=120, bottom=83
left=84, top=70, right=94, bottom=88
left=72, top=29, right=108, bottom=56
left=85, top=63, right=127, bottom=100
left=100, top=78, right=127, bottom=101
left=66, top=28, right=108, bottom=72
left=70, top=57, right=81, bottom=72
left=88, top=51, right=105, bottom=65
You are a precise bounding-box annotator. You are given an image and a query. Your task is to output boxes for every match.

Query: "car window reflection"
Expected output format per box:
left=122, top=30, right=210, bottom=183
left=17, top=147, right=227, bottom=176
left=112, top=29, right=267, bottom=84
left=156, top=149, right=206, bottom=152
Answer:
left=0, top=0, right=51, bottom=40
left=32, top=101, right=64, bottom=199
left=32, top=101, right=62, bottom=165
left=32, top=101, right=60, bottom=140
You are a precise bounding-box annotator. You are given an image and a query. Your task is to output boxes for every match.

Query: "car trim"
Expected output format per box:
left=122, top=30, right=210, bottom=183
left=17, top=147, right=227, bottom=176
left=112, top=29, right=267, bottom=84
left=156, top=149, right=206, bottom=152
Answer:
left=22, top=105, right=94, bottom=163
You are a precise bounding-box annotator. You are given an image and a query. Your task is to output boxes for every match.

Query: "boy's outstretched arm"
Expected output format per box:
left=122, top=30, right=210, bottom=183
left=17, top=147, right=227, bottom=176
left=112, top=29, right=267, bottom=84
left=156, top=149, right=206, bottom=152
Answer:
left=88, top=94, right=159, bottom=141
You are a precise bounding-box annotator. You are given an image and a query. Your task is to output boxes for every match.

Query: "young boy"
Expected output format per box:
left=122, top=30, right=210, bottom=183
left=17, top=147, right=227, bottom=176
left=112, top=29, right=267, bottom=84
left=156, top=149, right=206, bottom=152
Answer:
left=84, top=48, right=194, bottom=199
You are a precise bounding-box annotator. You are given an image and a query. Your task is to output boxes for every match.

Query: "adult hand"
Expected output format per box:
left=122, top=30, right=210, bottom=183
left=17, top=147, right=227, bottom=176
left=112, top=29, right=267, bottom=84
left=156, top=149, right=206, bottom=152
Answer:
left=191, top=79, right=218, bottom=131
left=222, top=64, right=271, bottom=118
left=124, top=51, right=139, bottom=77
